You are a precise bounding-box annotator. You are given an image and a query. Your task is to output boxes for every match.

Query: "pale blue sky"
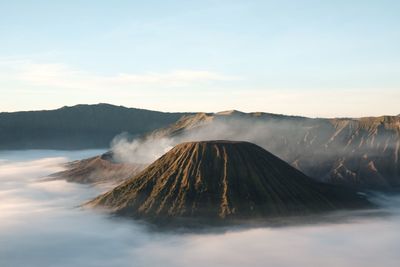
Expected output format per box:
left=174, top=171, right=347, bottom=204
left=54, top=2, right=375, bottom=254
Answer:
left=0, top=0, right=399, bottom=117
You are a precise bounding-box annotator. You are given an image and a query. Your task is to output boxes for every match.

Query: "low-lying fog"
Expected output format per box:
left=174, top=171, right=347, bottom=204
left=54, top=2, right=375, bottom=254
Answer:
left=1, top=150, right=400, bottom=267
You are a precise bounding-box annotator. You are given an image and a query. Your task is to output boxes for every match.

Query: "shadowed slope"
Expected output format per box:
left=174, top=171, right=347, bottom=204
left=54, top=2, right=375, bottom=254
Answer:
left=0, top=104, right=189, bottom=149
left=88, top=141, right=370, bottom=222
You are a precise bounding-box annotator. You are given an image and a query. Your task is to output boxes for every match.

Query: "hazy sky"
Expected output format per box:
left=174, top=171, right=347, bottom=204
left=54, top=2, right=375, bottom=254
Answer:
left=1, top=0, right=399, bottom=117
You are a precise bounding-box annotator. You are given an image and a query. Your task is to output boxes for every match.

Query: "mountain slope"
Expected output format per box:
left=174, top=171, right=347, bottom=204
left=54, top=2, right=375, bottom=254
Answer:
left=138, top=112, right=400, bottom=189
left=0, top=104, right=190, bottom=149
left=50, top=152, right=145, bottom=184
left=88, top=141, right=370, bottom=222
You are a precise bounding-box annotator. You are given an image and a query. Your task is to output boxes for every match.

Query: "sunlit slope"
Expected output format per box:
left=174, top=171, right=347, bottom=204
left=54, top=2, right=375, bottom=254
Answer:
left=146, top=112, right=400, bottom=189
left=88, top=141, right=370, bottom=221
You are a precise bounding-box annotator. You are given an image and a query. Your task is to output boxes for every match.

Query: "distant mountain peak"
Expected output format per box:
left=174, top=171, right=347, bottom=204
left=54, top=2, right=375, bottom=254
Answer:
left=215, top=110, right=246, bottom=116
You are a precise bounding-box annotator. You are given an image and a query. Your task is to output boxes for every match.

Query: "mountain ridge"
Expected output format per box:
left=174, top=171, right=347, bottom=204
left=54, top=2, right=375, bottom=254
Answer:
left=87, top=141, right=371, bottom=224
left=141, top=111, right=400, bottom=189
left=0, top=103, right=192, bottom=150
left=42, top=105, right=400, bottom=189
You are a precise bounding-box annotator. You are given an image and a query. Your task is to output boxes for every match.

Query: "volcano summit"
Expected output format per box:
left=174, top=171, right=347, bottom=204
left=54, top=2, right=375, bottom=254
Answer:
left=88, top=141, right=371, bottom=223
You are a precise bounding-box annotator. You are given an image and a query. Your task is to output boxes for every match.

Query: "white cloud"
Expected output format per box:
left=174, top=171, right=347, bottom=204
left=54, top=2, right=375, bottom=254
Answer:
left=0, top=59, right=398, bottom=118
left=0, top=60, right=237, bottom=90
left=110, top=70, right=235, bottom=86
left=1, top=150, right=400, bottom=267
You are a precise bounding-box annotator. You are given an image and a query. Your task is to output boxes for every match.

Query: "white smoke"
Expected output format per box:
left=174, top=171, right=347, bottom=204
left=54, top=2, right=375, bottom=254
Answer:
left=109, top=117, right=283, bottom=164
left=111, top=134, right=176, bottom=164
left=109, top=114, right=400, bottom=186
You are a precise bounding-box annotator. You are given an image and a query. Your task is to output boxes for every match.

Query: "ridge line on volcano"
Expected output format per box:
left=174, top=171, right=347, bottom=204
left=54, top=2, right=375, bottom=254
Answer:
left=86, top=140, right=372, bottom=225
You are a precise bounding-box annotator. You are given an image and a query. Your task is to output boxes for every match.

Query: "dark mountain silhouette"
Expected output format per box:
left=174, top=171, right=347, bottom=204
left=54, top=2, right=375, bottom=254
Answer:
left=143, top=111, right=400, bottom=189
left=87, top=141, right=370, bottom=223
left=4, top=104, right=399, bottom=189
left=0, top=104, right=190, bottom=149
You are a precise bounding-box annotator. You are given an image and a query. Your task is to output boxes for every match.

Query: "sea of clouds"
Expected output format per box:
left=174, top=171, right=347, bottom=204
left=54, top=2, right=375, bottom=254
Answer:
left=1, top=150, right=400, bottom=267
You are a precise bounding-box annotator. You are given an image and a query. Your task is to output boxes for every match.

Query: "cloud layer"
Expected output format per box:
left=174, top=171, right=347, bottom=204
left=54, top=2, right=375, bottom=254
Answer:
left=1, top=150, right=400, bottom=267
